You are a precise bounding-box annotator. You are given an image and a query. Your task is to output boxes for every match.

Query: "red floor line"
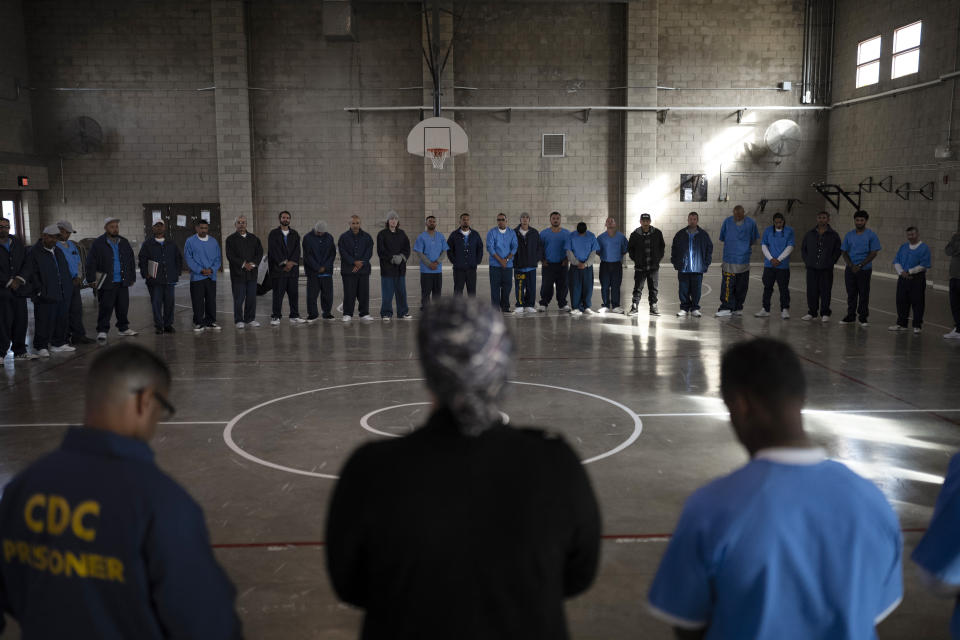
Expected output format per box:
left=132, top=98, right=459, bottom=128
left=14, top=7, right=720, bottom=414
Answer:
left=211, top=528, right=930, bottom=549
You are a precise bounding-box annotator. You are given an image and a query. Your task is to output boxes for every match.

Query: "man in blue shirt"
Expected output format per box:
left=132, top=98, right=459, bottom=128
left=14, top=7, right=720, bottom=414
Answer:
left=537, top=211, right=572, bottom=312
left=670, top=212, right=713, bottom=318
left=413, top=215, right=449, bottom=311
left=85, top=217, right=138, bottom=341
left=596, top=217, right=629, bottom=314
left=138, top=220, right=184, bottom=335
left=338, top=215, right=375, bottom=321
left=486, top=213, right=518, bottom=313
left=913, top=451, right=960, bottom=638
left=0, top=343, right=241, bottom=638
left=715, top=205, right=759, bottom=317
left=840, top=210, right=882, bottom=326
left=513, top=213, right=540, bottom=314
left=566, top=222, right=600, bottom=316
left=888, top=226, right=932, bottom=334
left=183, top=220, right=222, bottom=332
left=446, top=213, right=484, bottom=296
left=56, top=221, right=95, bottom=345
left=755, top=212, right=795, bottom=319
left=648, top=338, right=902, bottom=639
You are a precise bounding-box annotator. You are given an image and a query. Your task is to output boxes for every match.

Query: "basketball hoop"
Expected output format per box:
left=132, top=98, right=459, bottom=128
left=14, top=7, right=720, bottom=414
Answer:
left=427, top=147, right=449, bottom=170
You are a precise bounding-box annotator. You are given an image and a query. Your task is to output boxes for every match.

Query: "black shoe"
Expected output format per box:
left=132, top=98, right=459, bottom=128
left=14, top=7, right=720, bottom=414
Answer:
left=155, top=328, right=164, bottom=335
left=322, top=314, right=334, bottom=320
left=839, top=315, right=856, bottom=324
left=72, top=336, right=97, bottom=345
left=163, top=326, right=176, bottom=333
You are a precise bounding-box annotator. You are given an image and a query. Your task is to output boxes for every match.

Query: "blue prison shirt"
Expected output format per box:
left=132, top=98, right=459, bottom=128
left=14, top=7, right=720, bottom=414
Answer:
left=567, top=232, right=600, bottom=264
left=762, top=226, right=795, bottom=270
left=893, top=242, right=932, bottom=272
left=414, top=231, right=449, bottom=274
left=841, top=229, right=882, bottom=269
left=540, top=228, right=570, bottom=263
left=184, top=235, right=222, bottom=281
left=648, top=449, right=902, bottom=640
left=718, top=216, right=759, bottom=264
left=486, top=227, right=518, bottom=268
left=57, top=239, right=81, bottom=278
left=109, top=239, right=122, bottom=283
left=597, top=231, right=628, bottom=263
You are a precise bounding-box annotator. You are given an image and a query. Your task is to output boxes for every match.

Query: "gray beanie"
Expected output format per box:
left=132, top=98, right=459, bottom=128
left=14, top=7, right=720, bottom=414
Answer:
left=418, top=296, right=514, bottom=436
left=314, top=220, right=328, bottom=233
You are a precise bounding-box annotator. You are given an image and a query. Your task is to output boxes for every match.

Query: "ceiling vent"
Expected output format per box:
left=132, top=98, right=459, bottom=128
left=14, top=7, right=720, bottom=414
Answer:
left=542, top=134, right=565, bottom=158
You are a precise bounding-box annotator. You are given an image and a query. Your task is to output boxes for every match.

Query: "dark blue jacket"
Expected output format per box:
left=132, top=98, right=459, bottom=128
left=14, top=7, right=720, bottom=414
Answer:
left=670, top=226, right=714, bottom=273
left=138, top=238, right=184, bottom=285
left=0, top=427, right=241, bottom=639
left=303, top=231, right=337, bottom=277
left=446, top=228, right=484, bottom=269
left=267, top=228, right=301, bottom=279
left=338, top=229, right=374, bottom=276
left=85, top=234, right=136, bottom=288
left=0, top=236, right=30, bottom=299
left=513, top=225, right=541, bottom=270
left=24, top=242, right=73, bottom=304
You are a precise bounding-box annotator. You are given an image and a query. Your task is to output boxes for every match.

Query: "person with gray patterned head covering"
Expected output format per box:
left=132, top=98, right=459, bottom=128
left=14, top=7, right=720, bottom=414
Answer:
left=376, top=210, right=411, bottom=321
left=326, top=295, right=601, bottom=639
left=303, top=219, right=337, bottom=321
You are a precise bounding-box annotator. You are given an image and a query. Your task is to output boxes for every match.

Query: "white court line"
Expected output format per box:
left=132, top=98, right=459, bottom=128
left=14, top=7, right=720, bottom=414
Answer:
left=634, top=408, right=960, bottom=418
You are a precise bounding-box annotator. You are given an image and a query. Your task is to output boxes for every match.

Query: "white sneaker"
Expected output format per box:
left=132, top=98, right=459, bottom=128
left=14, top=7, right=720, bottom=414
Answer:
left=733, top=310, right=743, bottom=316
left=247, top=320, right=261, bottom=327
left=597, top=307, right=608, bottom=314
left=382, top=316, right=391, bottom=322
left=236, top=322, right=245, bottom=329
left=821, top=315, right=830, bottom=323
left=585, top=308, right=597, bottom=315
left=801, top=314, right=815, bottom=321
left=36, top=348, right=50, bottom=358
left=754, top=309, right=770, bottom=318
left=781, top=309, right=790, bottom=320
left=208, top=323, right=222, bottom=331
left=570, top=309, right=583, bottom=317
left=676, top=310, right=688, bottom=317
left=96, top=332, right=107, bottom=341
left=535, top=304, right=546, bottom=312
left=525, top=307, right=537, bottom=313
left=118, top=328, right=138, bottom=336
left=715, top=309, right=732, bottom=317
left=560, top=304, right=572, bottom=312
left=193, top=324, right=205, bottom=332
left=514, top=307, right=525, bottom=314
left=337, top=303, right=344, bottom=313
left=612, top=307, right=624, bottom=314
left=913, top=327, right=922, bottom=335
left=691, top=310, right=702, bottom=317
left=944, top=329, right=960, bottom=339
left=270, top=317, right=281, bottom=326
left=399, top=314, right=413, bottom=320
left=305, top=317, right=318, bottom=324
left=888, top=325, right=907, bottom=332
left=859, top=321, right=869, bottom=327
left=343, top=315, right=352, bottom=322
left=49, top=344, right=76, bottom=353
left=360, top=314, right=374, bottom=321
left=290, top=317, right=306, bottom=324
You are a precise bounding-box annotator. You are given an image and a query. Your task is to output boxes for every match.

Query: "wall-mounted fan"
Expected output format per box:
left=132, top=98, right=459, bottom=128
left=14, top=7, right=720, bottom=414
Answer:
left=61, top=116, right=103, bottom=155
left=763, top=119, right=802, bottom=157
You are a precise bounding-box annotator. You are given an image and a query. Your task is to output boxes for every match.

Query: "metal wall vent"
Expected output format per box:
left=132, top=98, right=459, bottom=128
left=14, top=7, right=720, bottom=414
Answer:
left=542, top=134, right=565, bottom=158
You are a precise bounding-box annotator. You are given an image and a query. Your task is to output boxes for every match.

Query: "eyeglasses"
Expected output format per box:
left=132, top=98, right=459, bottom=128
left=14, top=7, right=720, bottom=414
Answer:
left=135, top=387, right=176, bottom=419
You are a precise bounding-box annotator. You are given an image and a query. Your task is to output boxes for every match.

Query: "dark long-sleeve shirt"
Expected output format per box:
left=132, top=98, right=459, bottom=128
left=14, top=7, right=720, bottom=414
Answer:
left=303, top=231, right=337, bottom=277
left=225, top=232, right=264, bottom=282
left=138, top=238, right=185, bottom=285
left=800, top=225, right=842, bottom=270
left=627, top=226, right=666, bottom=271
left=337, top=229, right=374, bottom=276
left=376, top=228, right=412, bottom=277
left=267, top=228, right=301, bottom=279
left=326, top=407, right=601, bottom=640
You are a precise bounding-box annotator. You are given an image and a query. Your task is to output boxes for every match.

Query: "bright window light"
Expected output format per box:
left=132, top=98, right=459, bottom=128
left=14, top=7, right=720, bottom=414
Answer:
left=892, top=21, right=921, bottom=79
left=1, top=201, right=15, bottom=236
left=856, top=36, right=881, bottom=88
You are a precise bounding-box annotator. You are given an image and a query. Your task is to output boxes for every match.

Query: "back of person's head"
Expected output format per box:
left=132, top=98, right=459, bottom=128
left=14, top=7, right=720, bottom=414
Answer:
left=720, top=338, right=806, bottom=415
left=85, top=344, right=171, bottom=438
left=418, top=296, right=514, bottom=436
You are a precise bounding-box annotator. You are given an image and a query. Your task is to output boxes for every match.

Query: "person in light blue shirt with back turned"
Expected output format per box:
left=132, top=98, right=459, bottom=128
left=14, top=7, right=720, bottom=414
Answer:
left=839, top=210, right=882, bottom=326
left=888, top=225, right=932, bottom=334
left=596, top=217, right=628, bottom=314
left=184, top=220, right=222, bottom=332
left=486, top=213, right=518, bottom=313
left=566, top=222, right=600, bottom=316
left=755, top=212, right=795, bottom=319
left=715, top=205, right=759, bottom=317
left=648, top=338, right=902, bottom=640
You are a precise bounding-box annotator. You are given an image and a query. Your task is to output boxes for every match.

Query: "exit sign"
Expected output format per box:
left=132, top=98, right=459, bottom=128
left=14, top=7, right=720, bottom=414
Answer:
left=17, top=176, right=28, bottom=187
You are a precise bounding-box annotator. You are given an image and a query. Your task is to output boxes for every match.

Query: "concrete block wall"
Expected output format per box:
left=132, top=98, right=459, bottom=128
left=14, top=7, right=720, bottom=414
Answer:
left=829, top=0, right=960, bottom=285
left=23, top=0, right=218, bottom=246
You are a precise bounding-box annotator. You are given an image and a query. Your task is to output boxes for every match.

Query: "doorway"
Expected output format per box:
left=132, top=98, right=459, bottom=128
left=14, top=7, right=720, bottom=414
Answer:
left=0, top=191, right=25, bottom=240
left=142, top=203, right=222, bottom=272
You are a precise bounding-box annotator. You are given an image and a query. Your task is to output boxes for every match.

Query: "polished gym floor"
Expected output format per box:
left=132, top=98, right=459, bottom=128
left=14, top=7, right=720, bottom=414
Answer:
left=1, top=264, right=958, bottom=639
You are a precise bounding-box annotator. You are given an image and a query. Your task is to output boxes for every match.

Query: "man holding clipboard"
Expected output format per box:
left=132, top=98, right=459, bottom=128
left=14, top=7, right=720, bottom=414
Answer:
left=138, top=219, right=184, bottom=334
left=85, top=217, right=138, bottom=341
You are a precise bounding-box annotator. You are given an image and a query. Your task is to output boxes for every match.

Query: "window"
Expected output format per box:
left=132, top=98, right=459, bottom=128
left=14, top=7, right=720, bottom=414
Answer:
left=856, top=35, right=881, bottom=88
left=892, top=21, right=921, bottom=79
left=1, top=199, right=17, bottom=237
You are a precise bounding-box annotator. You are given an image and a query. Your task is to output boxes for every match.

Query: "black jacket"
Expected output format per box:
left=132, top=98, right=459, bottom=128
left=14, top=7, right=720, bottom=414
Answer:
left=376, top=228, right=411, bottom=277
left=85, top=234, right=136, bottom=288
left=800, top=225, right=842, bottom=270
left=338, top=229, right=374, bottom=276
left=24, top=243, right=73, bottom=304
left=138, top=238, right=184, bottom=285
left=326, top=407, right=600, bottom=640
left=225, top=232, right=264, bottom=282
left=446, top=229, right=484, bottom=269
left=302, top=231, right=337, bottom=277
left=267, top=228, right=301, bottom=278
left=0, top=236, right=30, bottom=299
left=513, top=225, right=541, bottom=270
left=627, top=226, right=666, bottom=270
left=670, top=227, right=714, bottom=272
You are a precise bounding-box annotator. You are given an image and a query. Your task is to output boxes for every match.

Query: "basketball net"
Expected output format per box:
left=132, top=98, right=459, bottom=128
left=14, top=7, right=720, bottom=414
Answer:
left=427, top=147, right=449, bottom=170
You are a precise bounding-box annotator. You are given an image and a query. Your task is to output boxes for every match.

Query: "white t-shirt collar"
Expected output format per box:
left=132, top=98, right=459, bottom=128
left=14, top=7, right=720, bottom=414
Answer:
left=754, top=447, right=826, bottom=465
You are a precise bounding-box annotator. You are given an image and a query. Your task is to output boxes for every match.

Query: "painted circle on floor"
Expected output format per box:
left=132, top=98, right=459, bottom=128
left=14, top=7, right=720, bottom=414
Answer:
left=360, top=403, right=510, bottom=437
left=222, top=378, right=642, bottom=479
